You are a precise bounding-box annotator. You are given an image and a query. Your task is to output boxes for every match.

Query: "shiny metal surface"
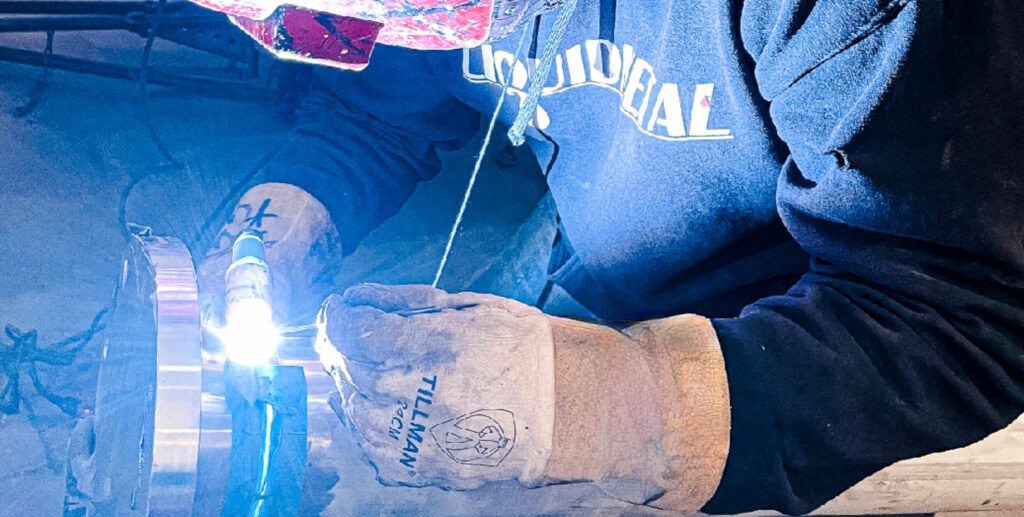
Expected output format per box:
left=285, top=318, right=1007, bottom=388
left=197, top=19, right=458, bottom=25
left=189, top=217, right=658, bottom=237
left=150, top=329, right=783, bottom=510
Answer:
left=197, top=294, right=337, bottom=515
left=89, top=235, right=202, bottom=516
left=147, top=236, right=204, bottom=515
left=90, top=234, right=335, bottom=516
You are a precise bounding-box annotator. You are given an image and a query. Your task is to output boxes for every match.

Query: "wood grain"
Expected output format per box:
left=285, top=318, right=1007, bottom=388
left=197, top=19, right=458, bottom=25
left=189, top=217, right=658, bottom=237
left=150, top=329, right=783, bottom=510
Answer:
left=816, top=414, right=1024, bottom=514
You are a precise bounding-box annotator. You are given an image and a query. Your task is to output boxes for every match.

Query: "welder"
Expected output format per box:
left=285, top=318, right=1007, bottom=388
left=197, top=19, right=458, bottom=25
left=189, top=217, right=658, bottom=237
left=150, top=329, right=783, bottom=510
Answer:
left=184, top=0, right=1024, bottom=514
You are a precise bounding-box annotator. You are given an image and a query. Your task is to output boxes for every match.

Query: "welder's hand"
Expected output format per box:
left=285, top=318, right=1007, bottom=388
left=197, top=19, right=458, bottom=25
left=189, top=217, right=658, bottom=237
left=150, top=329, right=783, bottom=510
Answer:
left=196, top=182, right=342, bottom=327
left=316, top=283, right=732, bottom=514
left=315, top=283, right=556, bottom=490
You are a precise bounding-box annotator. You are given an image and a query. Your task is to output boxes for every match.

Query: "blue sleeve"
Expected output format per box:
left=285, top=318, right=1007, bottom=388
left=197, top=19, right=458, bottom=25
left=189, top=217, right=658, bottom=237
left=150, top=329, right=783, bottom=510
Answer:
left=705, top=1, right=1024, bottom=513
left=261, top=47, right=480, bottom=253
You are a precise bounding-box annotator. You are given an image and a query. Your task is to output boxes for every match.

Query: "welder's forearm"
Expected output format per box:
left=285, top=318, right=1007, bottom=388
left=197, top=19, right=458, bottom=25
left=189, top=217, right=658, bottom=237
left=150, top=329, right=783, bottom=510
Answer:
left=260, top=89, right=444, bottom=254
left=703, top=270, right=1024, bottom=515
left=257, top=54, right=482, bottom=254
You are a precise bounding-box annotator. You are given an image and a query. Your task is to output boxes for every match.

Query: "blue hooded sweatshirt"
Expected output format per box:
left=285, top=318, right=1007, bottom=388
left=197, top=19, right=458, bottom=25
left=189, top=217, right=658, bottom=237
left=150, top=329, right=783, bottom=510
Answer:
left=259, top=0, right=1024, bottom=513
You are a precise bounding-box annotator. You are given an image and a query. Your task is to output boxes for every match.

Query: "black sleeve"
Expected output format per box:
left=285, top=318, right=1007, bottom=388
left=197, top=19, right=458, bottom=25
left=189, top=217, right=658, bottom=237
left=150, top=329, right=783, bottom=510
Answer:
left=705, top=1, right=1024, bottom=513
left=260, top=47, right=480, bottom=253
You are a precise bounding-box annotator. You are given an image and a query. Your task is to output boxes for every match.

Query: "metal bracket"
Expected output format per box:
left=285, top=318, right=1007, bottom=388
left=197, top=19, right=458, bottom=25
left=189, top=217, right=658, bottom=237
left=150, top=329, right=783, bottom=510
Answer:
left=0, top=1, right=274, bottom=100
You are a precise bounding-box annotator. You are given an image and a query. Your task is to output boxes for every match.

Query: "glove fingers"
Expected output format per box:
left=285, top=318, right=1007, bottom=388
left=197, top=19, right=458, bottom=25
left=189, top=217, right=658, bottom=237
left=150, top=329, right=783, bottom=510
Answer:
left=341, top=283, right=446, bottom=312
left=340, top=386, right=437, bottom=488
left=320, top=296, right=389, bottom=365
left=439, top=290, right=541, bottom=318
left=320, top=289, right=543, bottom=368
left=342, top=283, right=533, bottom=316
left=320, top=294, right=442, bottom=365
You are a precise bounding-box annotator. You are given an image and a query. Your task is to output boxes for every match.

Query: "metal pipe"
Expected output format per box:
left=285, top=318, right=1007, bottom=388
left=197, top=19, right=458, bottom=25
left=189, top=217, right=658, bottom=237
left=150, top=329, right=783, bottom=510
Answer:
left=0, top=1, right=189, bottom=15
left=0, top=44, right=271, bottom=99
left=0, top=13, right=227, bottom=32
left=79, top=235, right=336, bottom=515
left=87, top=235, right=204, bottom=515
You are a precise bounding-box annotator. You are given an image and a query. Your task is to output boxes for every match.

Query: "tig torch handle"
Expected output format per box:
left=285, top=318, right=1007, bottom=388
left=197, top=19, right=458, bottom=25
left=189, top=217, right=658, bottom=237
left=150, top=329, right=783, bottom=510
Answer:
left=224, top=231, right=272, bottom=313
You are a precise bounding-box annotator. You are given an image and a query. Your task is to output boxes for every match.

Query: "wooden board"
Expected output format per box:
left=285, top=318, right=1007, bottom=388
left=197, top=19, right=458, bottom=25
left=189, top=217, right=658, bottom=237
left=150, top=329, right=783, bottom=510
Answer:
left=817, top=414, right=1024, bottom=514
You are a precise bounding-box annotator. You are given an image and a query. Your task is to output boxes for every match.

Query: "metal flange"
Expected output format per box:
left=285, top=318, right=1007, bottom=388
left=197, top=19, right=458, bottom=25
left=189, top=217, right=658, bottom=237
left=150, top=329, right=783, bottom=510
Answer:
left=77, top=235, right=337, bottom=516
left=87, top=235, right=204, bottom=516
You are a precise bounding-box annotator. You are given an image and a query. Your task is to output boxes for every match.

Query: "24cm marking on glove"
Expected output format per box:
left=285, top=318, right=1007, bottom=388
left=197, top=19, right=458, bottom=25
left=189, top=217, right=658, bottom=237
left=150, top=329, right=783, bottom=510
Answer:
left=388, top=375, right=438, bottom=476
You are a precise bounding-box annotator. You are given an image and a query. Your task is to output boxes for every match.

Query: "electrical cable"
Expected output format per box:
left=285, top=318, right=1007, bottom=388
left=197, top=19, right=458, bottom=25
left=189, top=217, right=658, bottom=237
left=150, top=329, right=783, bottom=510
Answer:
left=119, top=0, right=184, bottom=243
left=127, top=0, right=293, bottom=252
left=250, top=402, right=277, bottom=516
left=12, top=30, right=53, bottom=118
left=138, top=0, right=185, bottom=170
left=1, top=278, right=117, bottom=417
left=134, top=2, right=293, bottom=252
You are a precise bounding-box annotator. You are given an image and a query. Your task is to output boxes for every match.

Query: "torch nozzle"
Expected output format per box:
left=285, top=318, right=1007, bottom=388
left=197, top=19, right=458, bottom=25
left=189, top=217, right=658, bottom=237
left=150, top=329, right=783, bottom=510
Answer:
left=222, top=231, right=278, bottom=365
left=232, top=231, right=266, bottom=263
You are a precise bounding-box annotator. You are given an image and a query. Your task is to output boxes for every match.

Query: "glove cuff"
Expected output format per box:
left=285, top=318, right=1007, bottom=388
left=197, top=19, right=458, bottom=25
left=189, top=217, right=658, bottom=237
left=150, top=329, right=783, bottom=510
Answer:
left=543, top=314, right=729, bottom=514
left=627, top=314, right=730, bottom=514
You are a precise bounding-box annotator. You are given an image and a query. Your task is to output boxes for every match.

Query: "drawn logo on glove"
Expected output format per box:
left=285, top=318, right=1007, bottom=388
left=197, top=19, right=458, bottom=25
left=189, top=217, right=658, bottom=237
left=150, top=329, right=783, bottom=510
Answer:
left=430, top=409, right=516, bottom=467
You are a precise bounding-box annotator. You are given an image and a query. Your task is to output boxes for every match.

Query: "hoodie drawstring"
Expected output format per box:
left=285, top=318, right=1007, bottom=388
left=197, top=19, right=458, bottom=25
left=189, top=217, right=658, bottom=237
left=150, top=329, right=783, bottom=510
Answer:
left=436, top=0, right=585, bottom=284
left=507, top=0, right=579, bottom=146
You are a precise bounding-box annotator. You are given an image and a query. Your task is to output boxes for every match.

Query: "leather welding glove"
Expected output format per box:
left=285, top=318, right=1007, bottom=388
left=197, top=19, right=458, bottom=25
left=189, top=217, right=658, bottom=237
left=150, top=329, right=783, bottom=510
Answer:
left=197, top=182, right=342, bottom=327
left=316, top=283, right=731, bottom=514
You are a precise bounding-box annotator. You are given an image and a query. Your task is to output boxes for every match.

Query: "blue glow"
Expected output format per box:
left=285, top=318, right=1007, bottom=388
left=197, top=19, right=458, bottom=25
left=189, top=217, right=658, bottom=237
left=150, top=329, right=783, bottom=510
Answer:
left=218, top=298, right=280, bottom=365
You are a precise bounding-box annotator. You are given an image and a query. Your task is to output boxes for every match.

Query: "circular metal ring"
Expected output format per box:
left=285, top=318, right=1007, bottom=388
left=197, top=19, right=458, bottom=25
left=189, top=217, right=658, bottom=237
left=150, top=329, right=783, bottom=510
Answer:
left=88, top=235, right=202, bottom=516
left=84, top=235, right=337, bottom=516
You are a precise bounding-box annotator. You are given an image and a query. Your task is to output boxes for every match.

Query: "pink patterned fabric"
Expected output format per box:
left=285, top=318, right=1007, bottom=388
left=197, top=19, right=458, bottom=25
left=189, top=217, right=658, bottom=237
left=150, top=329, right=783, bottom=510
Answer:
left=191, top=0, right=495, bottom=69
left=230, top=7, right=383, bottom=70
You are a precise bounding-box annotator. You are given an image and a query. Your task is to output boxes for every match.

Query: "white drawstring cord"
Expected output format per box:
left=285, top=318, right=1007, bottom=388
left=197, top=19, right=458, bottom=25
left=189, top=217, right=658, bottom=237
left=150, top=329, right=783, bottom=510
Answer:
left=507, top=0, right=579, bottom=146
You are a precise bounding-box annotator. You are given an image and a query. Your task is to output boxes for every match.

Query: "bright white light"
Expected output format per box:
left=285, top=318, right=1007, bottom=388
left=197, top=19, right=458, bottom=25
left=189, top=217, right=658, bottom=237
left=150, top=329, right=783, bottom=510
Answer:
left=219, top=298, right=280, bottom=365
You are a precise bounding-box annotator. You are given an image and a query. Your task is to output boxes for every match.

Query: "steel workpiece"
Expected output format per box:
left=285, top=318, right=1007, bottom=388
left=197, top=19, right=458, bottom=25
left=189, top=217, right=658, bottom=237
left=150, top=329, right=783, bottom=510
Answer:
left=81, top=235, right=335, bottom=516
